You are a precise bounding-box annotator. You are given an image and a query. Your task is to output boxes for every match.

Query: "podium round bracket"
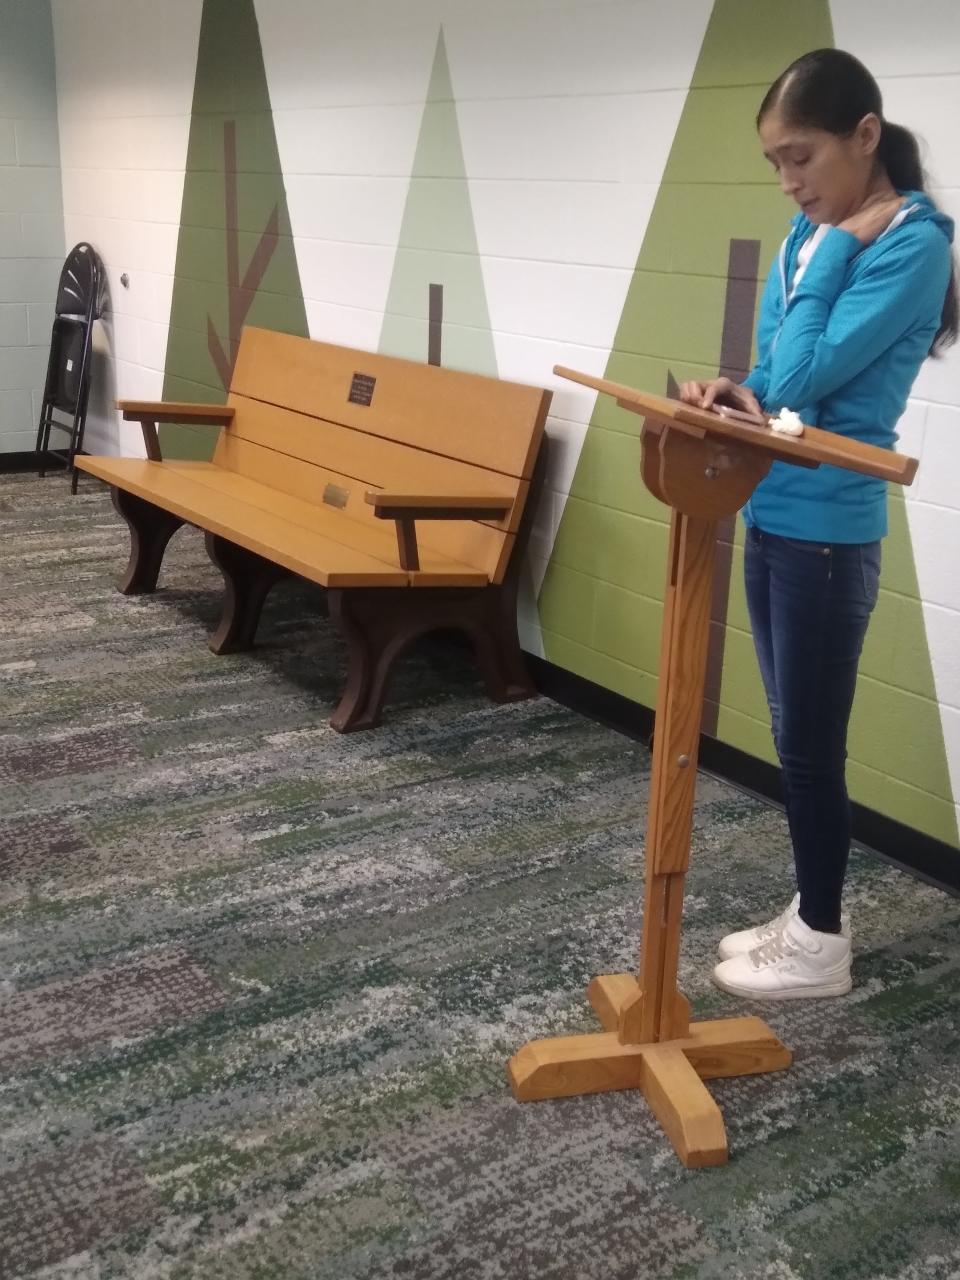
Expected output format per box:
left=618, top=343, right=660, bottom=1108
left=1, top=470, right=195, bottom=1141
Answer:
left=642, top=423, right=771, bottom=518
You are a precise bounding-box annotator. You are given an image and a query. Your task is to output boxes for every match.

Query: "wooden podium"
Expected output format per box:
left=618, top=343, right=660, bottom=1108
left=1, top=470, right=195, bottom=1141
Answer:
left=507, top=369, right=918, bottom=1168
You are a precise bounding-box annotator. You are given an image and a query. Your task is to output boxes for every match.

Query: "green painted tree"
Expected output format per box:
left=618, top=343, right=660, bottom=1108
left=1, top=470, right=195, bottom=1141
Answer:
left=379, top=29, right=496, bottom=378
left=537, top=0, right=956, bottom=842
left=161, top=0, right=308, bottom=458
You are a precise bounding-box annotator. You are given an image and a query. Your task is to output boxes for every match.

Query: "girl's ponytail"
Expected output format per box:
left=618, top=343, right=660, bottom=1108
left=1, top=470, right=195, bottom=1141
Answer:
left=877, top=121, right=925, bottom=193
left=879, top=120, right=957, bottom=351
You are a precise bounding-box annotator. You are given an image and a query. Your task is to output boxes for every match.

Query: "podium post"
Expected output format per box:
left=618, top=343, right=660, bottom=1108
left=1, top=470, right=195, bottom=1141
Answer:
left=507, top=370, right=918, bottom=1167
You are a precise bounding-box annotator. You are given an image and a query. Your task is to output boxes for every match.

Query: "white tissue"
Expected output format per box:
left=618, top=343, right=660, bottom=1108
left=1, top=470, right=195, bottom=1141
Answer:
left=770, top=408, right=804, bottom=436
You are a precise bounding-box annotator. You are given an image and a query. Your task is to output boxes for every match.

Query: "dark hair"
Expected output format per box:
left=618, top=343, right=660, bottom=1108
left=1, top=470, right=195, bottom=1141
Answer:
left=758, top=48, right=958, bottom=353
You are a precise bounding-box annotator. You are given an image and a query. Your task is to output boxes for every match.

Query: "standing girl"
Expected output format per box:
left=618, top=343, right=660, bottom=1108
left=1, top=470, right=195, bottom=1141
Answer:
left=680, top=48, right=957, bottom=999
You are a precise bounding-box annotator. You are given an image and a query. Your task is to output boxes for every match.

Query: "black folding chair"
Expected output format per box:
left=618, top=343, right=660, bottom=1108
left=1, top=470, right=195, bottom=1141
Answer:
left=35, top=242, right=105, bottom=494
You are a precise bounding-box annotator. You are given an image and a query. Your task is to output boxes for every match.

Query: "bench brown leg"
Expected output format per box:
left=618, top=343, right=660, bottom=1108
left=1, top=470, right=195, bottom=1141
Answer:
left=327, top=588, right=407, bottom=732
left=327, top=585, right=536, bottom=733
left=477, top=583, right=536, bottom=703
left=111, top=487, right=185, bottom=595
left=205, top=533, right=289, bottom=654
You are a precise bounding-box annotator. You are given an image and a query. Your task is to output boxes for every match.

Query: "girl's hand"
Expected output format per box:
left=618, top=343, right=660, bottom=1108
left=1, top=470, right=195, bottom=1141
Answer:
left=679, top=377, right=763, bottom=417
left=837, top=192, right=905, bottom=246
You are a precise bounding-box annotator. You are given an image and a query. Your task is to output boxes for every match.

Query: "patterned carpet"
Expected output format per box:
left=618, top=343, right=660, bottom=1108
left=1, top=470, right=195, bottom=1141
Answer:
left=1, top=468, right=959, bottom=1280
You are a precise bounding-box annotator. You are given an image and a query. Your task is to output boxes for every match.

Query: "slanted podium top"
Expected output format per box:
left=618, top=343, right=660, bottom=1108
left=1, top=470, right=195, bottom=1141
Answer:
left=554, top=367, right=918, bottom=488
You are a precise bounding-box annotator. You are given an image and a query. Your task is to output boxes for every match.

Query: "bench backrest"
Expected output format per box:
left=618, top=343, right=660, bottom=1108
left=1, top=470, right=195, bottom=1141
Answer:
left=212, top=327, right=551, bottom=582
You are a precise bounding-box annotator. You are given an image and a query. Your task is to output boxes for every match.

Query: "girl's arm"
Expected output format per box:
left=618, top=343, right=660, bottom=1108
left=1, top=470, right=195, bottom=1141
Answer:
left=741, top=252, right=783, bottom=407
left=764, top=223, right=950, bottom=411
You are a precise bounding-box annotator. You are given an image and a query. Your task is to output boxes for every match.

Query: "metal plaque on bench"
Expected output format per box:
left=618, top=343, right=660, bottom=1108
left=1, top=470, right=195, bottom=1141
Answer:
left=322, top=483, right=349, bottom=509
left=348, top=372, right=376, bottom=406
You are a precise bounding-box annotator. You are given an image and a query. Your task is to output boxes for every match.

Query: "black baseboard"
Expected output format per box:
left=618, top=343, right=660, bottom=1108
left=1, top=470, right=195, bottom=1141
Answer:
left=0, top=450, right=43, bottom=473
left=527, top=653, right=960, bottom=898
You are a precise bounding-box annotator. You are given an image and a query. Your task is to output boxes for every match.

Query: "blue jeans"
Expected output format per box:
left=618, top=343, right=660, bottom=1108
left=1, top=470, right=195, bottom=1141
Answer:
left=744, top=527, right=882, bottom=933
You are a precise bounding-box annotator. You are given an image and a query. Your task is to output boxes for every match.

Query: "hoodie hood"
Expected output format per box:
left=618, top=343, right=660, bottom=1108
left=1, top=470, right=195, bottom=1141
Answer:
left=894, top=189, right=955, bottom=243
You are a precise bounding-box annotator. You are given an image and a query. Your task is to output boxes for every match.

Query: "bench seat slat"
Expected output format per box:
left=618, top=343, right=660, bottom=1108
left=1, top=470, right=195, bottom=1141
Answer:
left=163, top=462, right=491, bottom=586
left=75, top=457, right=487, bottom=588
left=214, top=434, right=515, bottom=584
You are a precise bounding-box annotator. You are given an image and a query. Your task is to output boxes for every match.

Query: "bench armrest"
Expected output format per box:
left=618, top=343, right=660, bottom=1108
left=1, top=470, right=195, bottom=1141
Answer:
left=365, top=491, right=513, bottom=519
left=117, top=400, right=235, bottom=461
left=364, top=491, right=514, bottom=571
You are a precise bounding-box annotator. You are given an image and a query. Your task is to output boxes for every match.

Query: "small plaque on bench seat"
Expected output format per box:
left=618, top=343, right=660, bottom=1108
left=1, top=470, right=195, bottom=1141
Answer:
left=348, top=372, right=376, bottom=406
left=323, top=483, right=349, bottom=509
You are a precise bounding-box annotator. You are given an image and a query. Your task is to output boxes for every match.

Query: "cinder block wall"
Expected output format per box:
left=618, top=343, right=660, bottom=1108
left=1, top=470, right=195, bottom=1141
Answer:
left=0, top=0, right=63, bottom=455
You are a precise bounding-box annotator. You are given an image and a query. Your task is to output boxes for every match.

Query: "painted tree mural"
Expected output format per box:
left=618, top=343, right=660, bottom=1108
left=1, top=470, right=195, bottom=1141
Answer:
left=161, top=0, right=307, bottom=458
left=379, top=29, right=497, bottom=379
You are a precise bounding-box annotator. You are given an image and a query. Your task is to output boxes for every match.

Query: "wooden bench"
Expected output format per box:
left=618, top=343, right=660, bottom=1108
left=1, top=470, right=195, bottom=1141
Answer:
left=75, top=326, right=551, bottom=731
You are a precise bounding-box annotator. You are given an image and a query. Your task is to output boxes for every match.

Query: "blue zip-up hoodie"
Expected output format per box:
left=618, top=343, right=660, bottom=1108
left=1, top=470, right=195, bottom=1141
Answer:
left=742, top=190, right=954, bottom=542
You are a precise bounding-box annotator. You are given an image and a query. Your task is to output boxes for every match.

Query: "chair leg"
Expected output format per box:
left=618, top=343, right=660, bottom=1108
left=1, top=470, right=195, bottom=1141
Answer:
left=111, top=487, right=184, bottom=594
left=36, top=406, right=52, bottom=478
left=69, top=393, right=91, bottom=496
left=205, top=532, right=289, bottom=654
left=67, top=420, right=80, bottom=494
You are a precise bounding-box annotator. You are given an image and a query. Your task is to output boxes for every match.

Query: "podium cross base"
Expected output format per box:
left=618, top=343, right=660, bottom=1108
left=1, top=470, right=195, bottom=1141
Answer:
left=507, top=974, right=791, bottom=1169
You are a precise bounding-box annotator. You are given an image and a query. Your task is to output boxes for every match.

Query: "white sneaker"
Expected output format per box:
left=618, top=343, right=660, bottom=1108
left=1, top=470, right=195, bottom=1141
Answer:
left=718, top=893, right=850, bottom=961
left=712, top=914, right=852, bottom=1000
left=717, top=893, right=802, bottom=961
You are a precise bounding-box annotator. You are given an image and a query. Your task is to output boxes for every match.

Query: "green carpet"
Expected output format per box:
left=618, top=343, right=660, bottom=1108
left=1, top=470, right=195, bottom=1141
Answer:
left=1, top=470, right=959, bottom=1280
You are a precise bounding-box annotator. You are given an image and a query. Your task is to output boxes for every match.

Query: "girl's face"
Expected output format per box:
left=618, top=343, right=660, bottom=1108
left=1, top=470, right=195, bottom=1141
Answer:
left=758, top=106, right=882, bottom=225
